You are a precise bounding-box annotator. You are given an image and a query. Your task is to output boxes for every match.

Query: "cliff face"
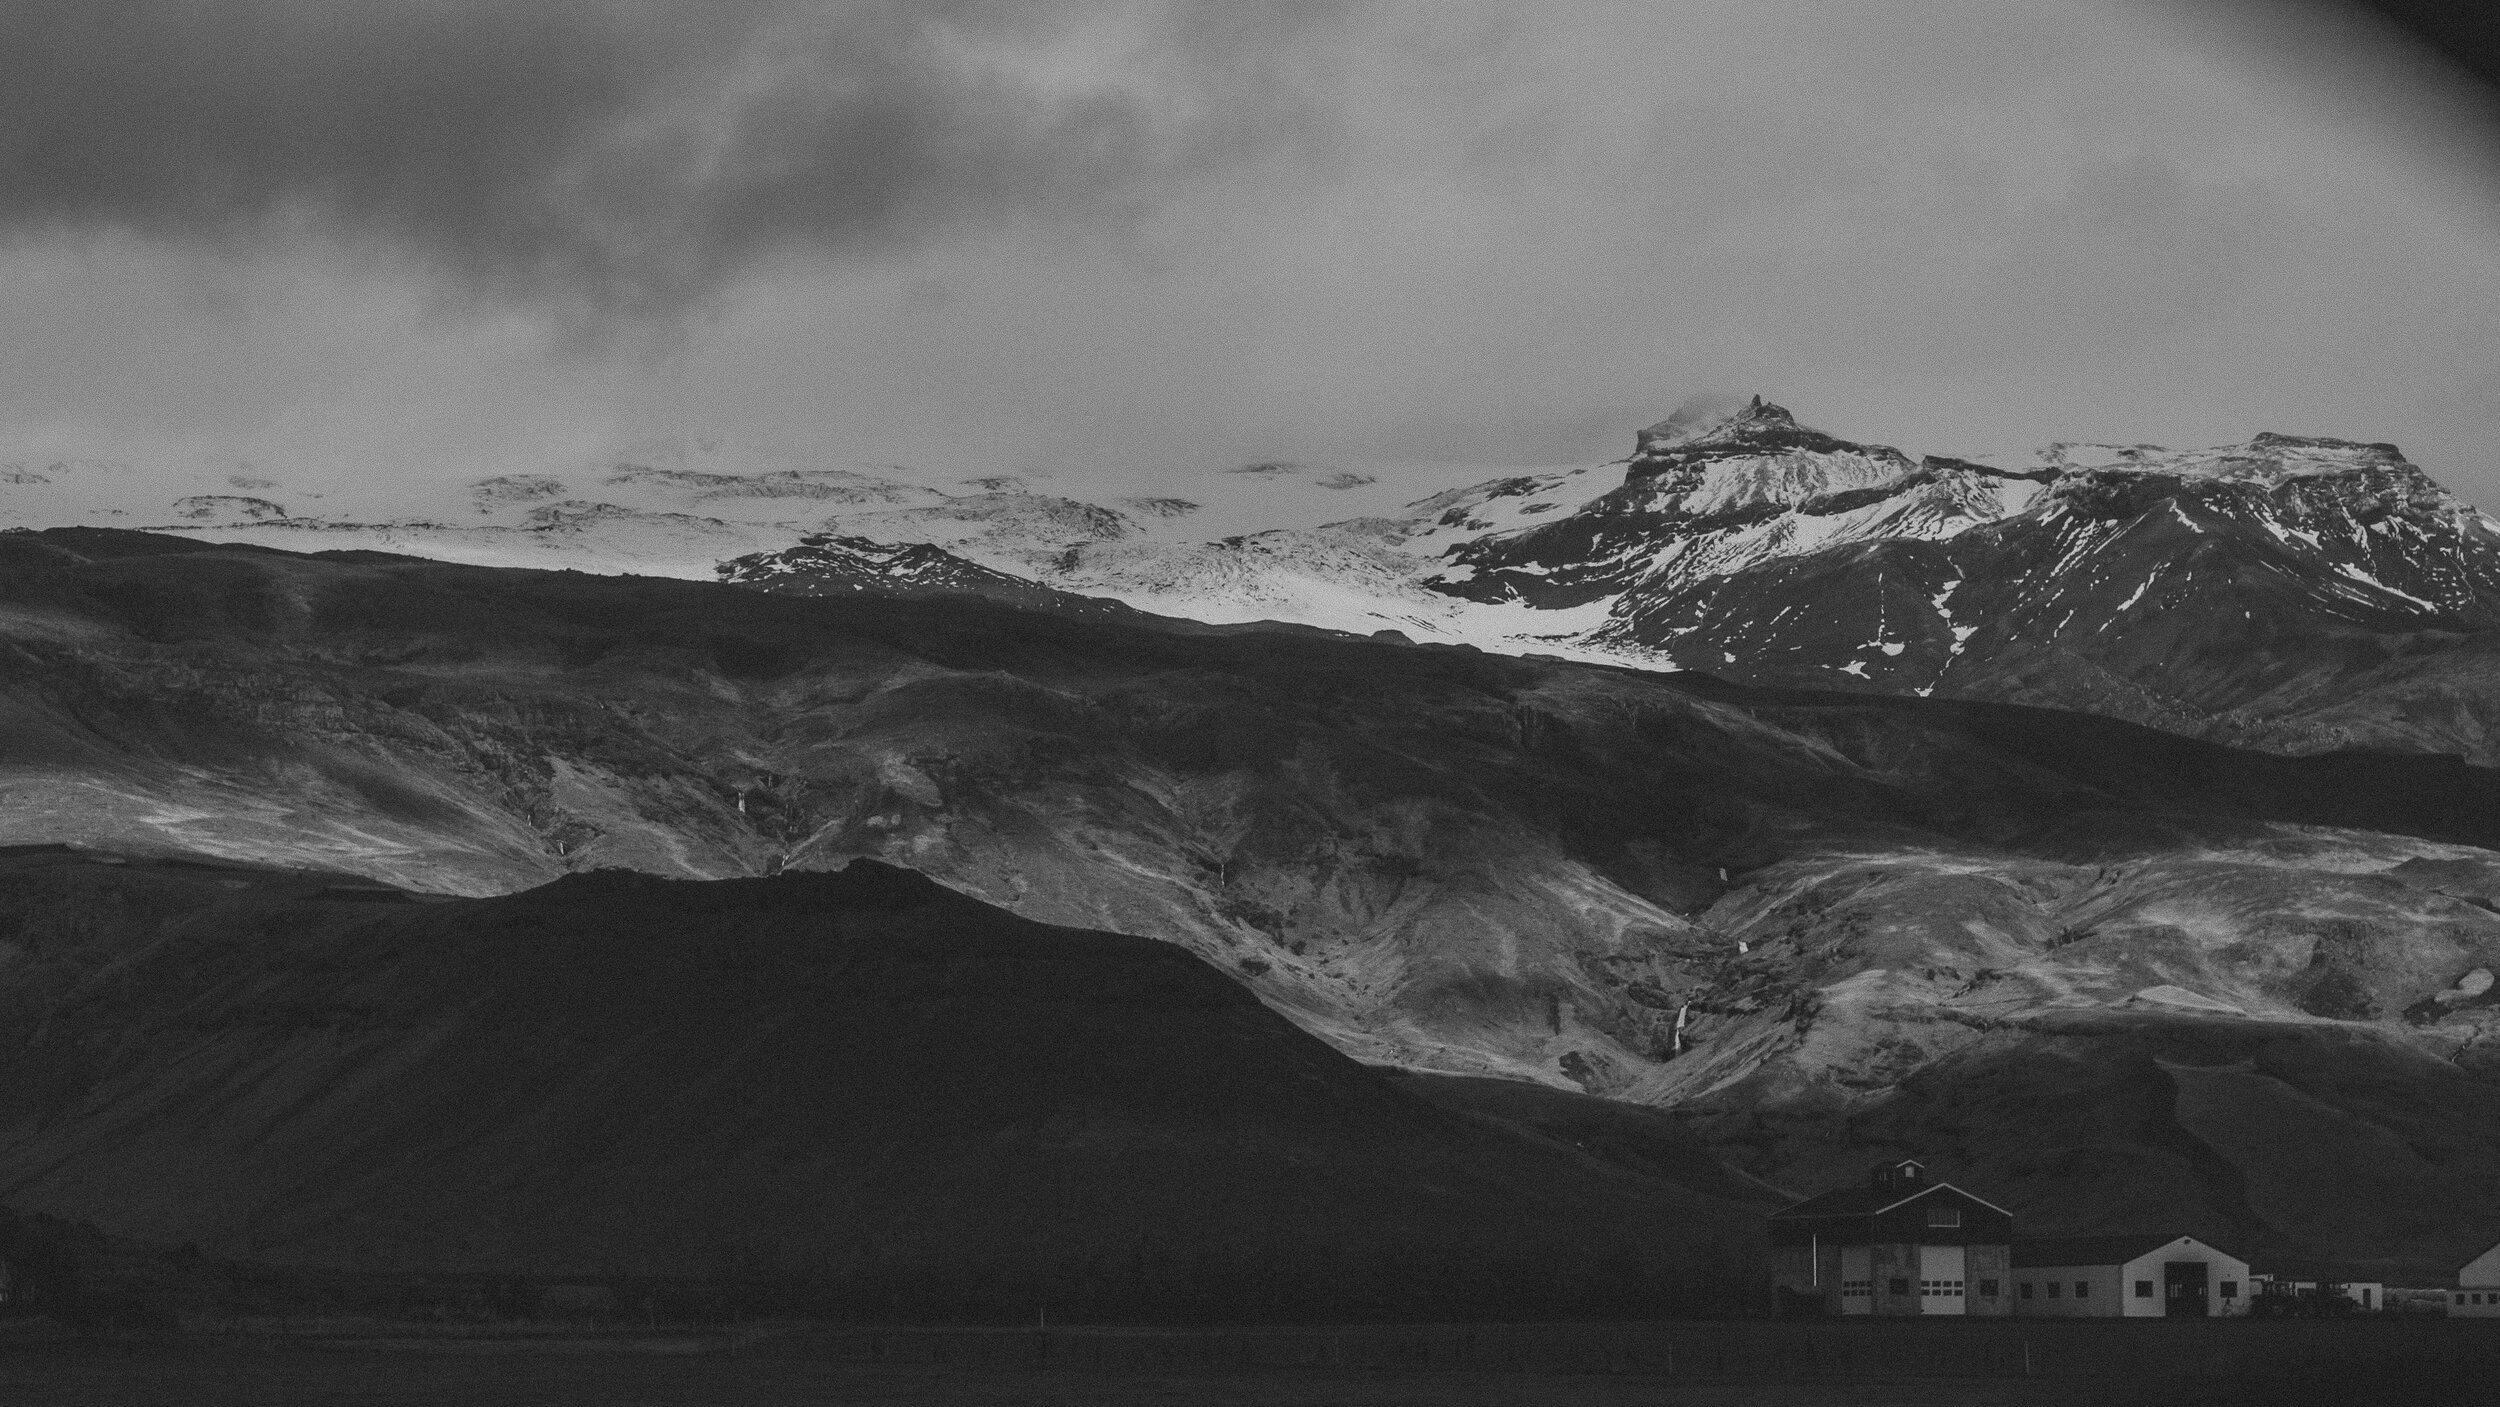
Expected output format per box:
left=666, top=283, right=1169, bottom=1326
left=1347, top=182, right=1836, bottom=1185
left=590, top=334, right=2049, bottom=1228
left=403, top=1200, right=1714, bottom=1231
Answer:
left=4, top=528, right=2500, bottom=1276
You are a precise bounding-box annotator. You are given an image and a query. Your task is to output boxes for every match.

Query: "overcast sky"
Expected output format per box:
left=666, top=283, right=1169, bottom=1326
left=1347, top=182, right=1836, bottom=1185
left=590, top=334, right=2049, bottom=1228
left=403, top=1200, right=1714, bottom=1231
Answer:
left=2, top=0, right=2497, bottom=507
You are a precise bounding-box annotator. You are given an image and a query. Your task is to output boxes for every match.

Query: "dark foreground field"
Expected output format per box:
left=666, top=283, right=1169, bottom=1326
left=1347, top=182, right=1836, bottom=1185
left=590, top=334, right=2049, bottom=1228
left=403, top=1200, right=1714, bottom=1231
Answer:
left=0, top=1319, right=2490, bottom=1407
left=0, top=1354, right=2142, bottom=1407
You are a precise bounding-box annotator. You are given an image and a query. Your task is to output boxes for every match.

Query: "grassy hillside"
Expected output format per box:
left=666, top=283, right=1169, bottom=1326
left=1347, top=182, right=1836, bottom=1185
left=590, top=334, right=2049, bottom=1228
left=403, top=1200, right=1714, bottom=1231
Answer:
left=0, top=847, right=1760, bottom=1322
left=3, top=528, right=2498, bottom=1276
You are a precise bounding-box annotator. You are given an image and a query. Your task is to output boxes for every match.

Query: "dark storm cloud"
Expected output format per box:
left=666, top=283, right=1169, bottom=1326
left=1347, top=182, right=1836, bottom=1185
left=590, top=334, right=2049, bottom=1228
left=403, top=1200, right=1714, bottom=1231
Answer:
left=4, top=1, right=2499, bottom=513
left=0, top=0, right=1345, bottom=317
left=2349, top=0, right=2500, bottom=92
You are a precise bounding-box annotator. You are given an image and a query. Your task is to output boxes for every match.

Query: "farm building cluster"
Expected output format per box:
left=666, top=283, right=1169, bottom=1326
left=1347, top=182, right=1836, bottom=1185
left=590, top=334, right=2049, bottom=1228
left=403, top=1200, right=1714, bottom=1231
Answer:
left=1770, top=1160, right=2497, bottom=1319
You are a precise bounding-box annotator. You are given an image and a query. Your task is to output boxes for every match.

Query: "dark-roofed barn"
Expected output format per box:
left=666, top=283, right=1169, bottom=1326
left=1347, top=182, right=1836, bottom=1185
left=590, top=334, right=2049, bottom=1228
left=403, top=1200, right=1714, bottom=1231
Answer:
left=1769, top=1159, right=2013, bottom=1317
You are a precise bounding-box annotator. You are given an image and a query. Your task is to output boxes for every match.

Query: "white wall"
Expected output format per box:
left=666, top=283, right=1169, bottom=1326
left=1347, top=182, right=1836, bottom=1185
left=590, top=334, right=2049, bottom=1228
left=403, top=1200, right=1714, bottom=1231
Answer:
left=2122, top=1240, right=2250, bottom=1319
left=2449, top=1287, right=2500, bottom=1318
left=2013, top=1264, right=2119, bottom=1317
left=2014, top=1239, right=2249, bottom=1319
left=2447, top=1245, right=2500, bottom=1318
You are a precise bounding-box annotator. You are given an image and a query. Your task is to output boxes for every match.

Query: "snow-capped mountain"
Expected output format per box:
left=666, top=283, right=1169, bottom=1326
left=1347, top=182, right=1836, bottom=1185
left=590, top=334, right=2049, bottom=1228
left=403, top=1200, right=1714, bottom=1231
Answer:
left=1535, top=409, right=2500, bottom=759
left=715, top=397, right=2500, bottom=759
left=0, top=436, right=1600, bottom=644
left=1429, top=396, right=2048, bottom=615
left=11, top=398, right=2500, bottom=757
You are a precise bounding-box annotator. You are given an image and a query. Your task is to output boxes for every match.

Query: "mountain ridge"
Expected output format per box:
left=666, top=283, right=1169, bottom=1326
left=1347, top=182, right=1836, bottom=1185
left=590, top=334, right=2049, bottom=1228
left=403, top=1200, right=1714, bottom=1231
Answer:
left=4, top=529, right=2498, bottom=1275
left=13, top=401, right=2497, bottom=763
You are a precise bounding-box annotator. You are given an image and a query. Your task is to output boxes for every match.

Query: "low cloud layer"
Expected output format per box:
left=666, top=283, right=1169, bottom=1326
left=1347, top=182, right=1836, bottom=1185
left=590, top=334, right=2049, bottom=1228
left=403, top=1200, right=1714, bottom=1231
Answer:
left=1, top=1, right=2496, bottom=504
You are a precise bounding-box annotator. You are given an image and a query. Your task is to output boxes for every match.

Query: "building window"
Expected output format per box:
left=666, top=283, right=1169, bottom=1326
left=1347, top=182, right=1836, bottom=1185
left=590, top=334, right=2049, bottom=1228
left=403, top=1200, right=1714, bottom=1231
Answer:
left=2075, top=1281, right=2090, bottom=1298
left=1978, top=1279, right=1999, bottom=1298
left=2048, top=1282, right=2061, bottom=1299
left=2220, top=1282, right=2237, bottom=1300
left=2135, top=1280, right=2153, bottom=1298
left=1841, top=1279, right=1871, bottom=1298
left=2020, top=1282, right=2033, bottom=1299
left=1926, top=1207, right=1961, bottom=1228
left=1888, top=1277, right=1910, bottom=1297
left=1920, top=1279, right=1964, bottom=1297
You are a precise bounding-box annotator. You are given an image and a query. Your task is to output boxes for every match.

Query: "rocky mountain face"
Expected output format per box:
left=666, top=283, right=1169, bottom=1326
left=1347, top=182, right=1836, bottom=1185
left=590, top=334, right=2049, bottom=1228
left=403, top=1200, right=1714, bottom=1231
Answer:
left=0, top=848, right=1756, bottom=1312
left=1431, top=397, right=2039, bottom=613
left=5, top=528, right=2500, bottom=1277
left=1431, top=400, right=2500, bottom=762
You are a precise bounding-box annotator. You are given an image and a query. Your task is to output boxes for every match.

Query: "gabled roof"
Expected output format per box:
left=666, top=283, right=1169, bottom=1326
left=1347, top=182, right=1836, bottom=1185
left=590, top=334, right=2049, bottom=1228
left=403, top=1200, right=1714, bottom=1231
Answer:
left=2013, top=1235, right=2239, bottom=1269
left=1771, top=1179, right=2011, bottom=1220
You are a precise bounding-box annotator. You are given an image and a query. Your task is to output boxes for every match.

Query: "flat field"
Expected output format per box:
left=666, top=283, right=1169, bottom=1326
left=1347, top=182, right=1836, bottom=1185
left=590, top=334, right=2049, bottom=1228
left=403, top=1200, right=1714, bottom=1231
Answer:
left=0, top=1350, right=2167, bottom=1407
left=0, top=1319, right=2488, bottom=1407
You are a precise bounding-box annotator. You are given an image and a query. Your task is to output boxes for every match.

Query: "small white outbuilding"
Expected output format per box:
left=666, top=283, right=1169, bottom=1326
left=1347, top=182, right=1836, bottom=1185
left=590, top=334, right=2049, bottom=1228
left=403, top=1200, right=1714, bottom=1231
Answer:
left=2013, top=1234, right=2249, bottom=1318
left=2253, top=1272, right=2384, bottom=1312
left=2451, top=1242, right=2500, bottom=1318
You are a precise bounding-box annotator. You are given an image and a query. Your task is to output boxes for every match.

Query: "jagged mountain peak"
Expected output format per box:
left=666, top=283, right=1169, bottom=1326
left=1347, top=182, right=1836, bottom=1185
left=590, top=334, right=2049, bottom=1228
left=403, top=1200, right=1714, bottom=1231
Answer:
left=1635, top=393, right=1806, bottom=452
left=1627, top=396, right=1898, bottom=485
left=1729, top=393, right=1793, bottom=426
left=1635, top=392, right=1751, bottom=451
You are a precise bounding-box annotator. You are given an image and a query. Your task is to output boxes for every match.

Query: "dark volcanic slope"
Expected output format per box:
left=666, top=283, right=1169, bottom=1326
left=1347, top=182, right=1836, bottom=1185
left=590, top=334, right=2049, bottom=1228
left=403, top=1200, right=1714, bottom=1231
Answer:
left=717, top=532, right=1143, bottom=621
left=5, top=527, right=2500, bottom=1273
left=0, top=849, right=1754, bottom=1317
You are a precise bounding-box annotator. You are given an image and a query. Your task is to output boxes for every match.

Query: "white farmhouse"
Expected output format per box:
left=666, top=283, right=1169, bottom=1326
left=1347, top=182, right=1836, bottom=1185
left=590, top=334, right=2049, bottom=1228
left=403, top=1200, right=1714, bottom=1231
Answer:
left=2452, top=1242, right=2500, bottom=1318
left=2012, top=1235, right=2249, bottom=1318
